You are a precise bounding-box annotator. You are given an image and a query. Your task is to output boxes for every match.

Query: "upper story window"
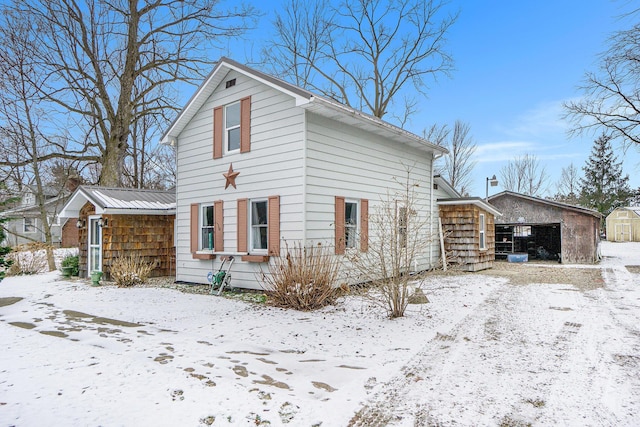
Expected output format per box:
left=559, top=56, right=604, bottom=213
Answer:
left=213, top=96, right=251, bottom=159
left=250, top=199, right=268, bottom=252
left=225, top=102, right=241, bottom=153
left=479, top=213, right=486, bottom=250
left=201, top=204, right=215, bottom=250
left=24, top=217, right=36, bottom=233
left=22, top=193, right=34, bottom=206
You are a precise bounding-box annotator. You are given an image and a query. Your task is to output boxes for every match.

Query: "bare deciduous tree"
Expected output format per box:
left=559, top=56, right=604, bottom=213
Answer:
left=564, top=11, right=640, bottom=150
left=552, top=163, right=581, bottom=204
left=346, top=167, right=435, bottom=318
left=264, top=0, right=458, bottom=122
left=442, top=121, right=476, bottom=195
left=500, top=153, right=549, bottom=197
left=0, top=14, right=58, bottom=269
left=425, top=121, right=476, bottom=195
left=1, top=0, right=258, bottom=186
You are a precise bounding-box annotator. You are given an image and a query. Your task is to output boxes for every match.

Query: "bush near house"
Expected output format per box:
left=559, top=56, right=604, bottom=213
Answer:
left=261, top=242, right=341, bottom=311
left=61, top=255, right=79, bottom=276
left=109, top=254, right=157, bottom=287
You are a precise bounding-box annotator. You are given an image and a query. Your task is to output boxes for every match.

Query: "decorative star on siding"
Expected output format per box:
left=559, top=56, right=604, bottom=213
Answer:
left=223, top=163, right=240, bottom=189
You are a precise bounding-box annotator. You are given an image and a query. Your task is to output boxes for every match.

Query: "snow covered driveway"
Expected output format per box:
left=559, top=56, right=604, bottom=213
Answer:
left=350, top=243, right=640, bottom=426
left=1, top=242, right=639, bottom=426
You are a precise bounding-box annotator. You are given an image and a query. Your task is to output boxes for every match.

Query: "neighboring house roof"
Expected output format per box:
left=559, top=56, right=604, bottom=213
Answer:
left=437, top=197, right=502, bottom=217
left=0, top=194, right=66, bottom=218
left=160, top=57, right=448, bottom=156
left=488, top=191, right=603, bottom=219
left=433, top=175, right=462, bottom=198
left=60, top=186, right=176, bottom=217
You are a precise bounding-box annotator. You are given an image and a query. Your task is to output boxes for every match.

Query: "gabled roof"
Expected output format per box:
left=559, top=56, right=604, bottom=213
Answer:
left=0, top=194, right=66, bottom=217
left=433, top=175, right=461, bottom=198
left=437, top=197, right=502, bottom=217
left=160, top=57, right=448, bottom=155
left=608, top=206, right=640, bottom=218
left=60, top=186, right=176, bottom=217
left=488, top=191, right=602, bottom=218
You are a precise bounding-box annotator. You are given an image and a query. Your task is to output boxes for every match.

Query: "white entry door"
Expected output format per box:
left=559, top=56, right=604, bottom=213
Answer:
left=87, top=215, right=102, bottom=275
left=615, top=223, right=631, bottom=242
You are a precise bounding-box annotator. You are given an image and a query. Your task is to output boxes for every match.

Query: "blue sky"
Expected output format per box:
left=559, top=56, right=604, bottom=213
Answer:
left=226, top=0, right=639, bottom=198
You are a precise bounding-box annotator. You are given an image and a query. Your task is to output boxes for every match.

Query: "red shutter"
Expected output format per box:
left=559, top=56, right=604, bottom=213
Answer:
left=213, top=106, right=223, bottom=159
left=335, top=196, right=345, bottom=255
left=190, top=203, right=199, bottom=254
left=360, top=199, right=369, bottom=252
left=214, top=200, right=224, bottom=252
left=240, top=96, right=251, bottom=153
left=237, top=199, right=248, bottom=253
left=268, top=195, right=280, bottom=256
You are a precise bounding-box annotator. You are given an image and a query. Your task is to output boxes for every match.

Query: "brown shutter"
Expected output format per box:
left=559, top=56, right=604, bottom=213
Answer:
left=190, top=203, right=199, bottom=254
left=335, top=196, right=345, bottom=255
left=268, top=195, right=280, bottom=256
left=213, top=106, right=223, bottom=159
left=237, top=199, right=248, bottom=253
left=360, top=199, right=369, bottom=252
left=240, top=96, right=251, bottom=153
left=214, top=200, right=224, bottom=252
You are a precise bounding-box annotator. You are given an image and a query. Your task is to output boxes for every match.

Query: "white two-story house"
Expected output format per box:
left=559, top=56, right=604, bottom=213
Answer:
left=161, top=57, right=450, bottom=289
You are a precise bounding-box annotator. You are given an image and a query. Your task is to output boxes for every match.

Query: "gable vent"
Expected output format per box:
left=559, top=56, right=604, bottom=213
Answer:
left=433, top=183, right=439, bottom=190
left=225, top=79, right=236, bottom=89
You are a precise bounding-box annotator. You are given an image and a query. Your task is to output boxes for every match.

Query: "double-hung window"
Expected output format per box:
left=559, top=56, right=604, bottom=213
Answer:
left=345, top=200, right=358, bottom=249
left=225, top=102, right=241, bottom=152
left=479, top=213, right=486, bottom=250
left=23, top=217, right=36, bottom=233
left=201, top=204, right=215, bottom=250
left=250, top=200, right=268, bottom=252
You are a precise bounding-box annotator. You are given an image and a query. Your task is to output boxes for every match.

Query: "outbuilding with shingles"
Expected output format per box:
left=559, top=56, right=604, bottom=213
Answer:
left=60, top=186, right=176, bottom=279
left=488, top=191, right=602, bottom=264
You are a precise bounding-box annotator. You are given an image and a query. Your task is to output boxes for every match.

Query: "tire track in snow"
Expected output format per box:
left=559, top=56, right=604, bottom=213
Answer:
left=348, top=277, right=615, bottom=426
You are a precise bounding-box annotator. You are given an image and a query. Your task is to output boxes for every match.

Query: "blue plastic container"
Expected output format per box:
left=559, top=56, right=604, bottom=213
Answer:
left=507, top=253, right=528, bottom=263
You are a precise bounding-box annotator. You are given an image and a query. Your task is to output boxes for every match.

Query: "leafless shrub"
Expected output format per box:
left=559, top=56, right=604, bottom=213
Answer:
left=6, top=249, right=48, bottom=275
left=261, top=242, right=341, bottom=310
left=346, top=167, right=435, bottom=318
left=110, top=254, right=157, bottom=287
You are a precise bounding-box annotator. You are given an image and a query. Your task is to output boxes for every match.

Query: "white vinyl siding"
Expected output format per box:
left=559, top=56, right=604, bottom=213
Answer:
left=304, top=112, right=438, bottom=271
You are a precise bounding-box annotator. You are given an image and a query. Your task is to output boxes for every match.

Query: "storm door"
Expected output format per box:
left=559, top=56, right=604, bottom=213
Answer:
left=87, top=215, right=103, bottom=274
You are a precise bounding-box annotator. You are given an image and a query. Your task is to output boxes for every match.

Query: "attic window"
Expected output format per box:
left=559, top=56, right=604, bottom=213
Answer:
left=225, top=79, right=236, bottom=89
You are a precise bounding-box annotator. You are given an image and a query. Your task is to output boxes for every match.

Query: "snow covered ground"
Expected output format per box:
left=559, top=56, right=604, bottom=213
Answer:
left=1, top=242, right=639, bottom=426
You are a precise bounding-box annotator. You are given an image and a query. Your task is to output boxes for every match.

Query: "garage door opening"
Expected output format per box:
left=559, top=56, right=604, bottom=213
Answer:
left=495, top=223, right=561, bottom=261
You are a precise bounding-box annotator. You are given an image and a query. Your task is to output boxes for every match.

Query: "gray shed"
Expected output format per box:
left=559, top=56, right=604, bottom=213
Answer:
left=488, top=191, right=602, bottom=264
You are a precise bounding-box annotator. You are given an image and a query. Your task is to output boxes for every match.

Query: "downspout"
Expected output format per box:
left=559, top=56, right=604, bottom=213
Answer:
left=302, top=109, right=308, bottom=245
left=430, top=151, right=445, bottom=268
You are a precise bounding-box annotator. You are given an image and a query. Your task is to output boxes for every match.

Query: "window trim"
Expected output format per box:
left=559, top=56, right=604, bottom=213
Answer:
left=249, top=198, right=269, bottom=254
left=23, top=217, right=36, bottom=233
left=200, top=204, right=215, bottom=251
left=479, top=213, right=486, bottom=251
left=224, top=101, right=241, bottom=154
left=344, top=199, right=359, bottom=250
